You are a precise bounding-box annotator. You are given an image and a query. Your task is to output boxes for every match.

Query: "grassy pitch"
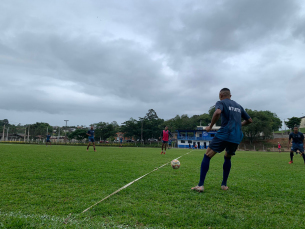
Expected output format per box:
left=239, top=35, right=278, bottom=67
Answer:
left=0, top=144, right=304, bottom=228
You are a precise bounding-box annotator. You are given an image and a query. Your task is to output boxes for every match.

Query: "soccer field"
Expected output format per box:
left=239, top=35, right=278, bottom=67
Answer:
left=0, top=145, right=304, bottom=228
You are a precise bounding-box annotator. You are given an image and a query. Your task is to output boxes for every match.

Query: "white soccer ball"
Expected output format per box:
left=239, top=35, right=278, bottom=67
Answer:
left=171, top=159, right=180, bottom=169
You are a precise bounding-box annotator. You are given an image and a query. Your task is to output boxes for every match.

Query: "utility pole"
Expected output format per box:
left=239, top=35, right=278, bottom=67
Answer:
left=27, top=125, right=30, bottom=142
left=2, top=125, right=5, bottom=142
left=58, top=127, right=60, bottom=143
left=6, top=127, right=9, bottom=141
left=64, top=120, right=69, bottom=144
left=24, top=127, right=26, bottom=142
left=141, top=119, right=144, bottom=145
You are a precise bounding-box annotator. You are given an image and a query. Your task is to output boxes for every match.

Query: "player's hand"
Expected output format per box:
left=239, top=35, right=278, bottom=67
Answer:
left=205, top=126, right=211, bottom=132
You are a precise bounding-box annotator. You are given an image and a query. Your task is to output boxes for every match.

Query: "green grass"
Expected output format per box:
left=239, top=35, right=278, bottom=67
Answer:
left=0, top=145, right=305, bottom=228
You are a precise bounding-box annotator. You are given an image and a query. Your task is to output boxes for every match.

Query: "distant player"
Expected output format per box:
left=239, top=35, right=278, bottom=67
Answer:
left=86, top=126, right=96, bottom=152
left=192, top=88, right=252, bottom=192
left=46, top=133, right=51, bottom=146
left=159, top=126, right=173, bottom=154
left=120, top=137, right=123, bottom=148
left=168, top=139, right=172, bottom=149
left=278, top=142, right=281, bottom=153
left=288, top=126, right=304, bottom=164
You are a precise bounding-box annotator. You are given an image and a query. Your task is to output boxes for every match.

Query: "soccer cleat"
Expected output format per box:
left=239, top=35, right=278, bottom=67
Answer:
left=161, top=151, right=163, bottom=154
left=164, top=151, right=166, bottom=154
left=191, top=185, right=204, bottom=192
left=289, top=161, right=293, bottom=164
left=221, top=185, right=229, bottom=191
left=87, top=149, right=88, bottom=151
left=94, top=150, right=96, bottom=152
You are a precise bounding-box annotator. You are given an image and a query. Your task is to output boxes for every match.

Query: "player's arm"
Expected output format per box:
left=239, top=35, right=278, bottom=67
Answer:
left=206, top=109, right=221, bottom=132
left=168, top=131, right=173, bottom=139
left=159, top=131, right=163, bottom=139
left=288, top=134, right=292, bottom=145
left=241, top=107, right=252, bottom=126
left=86, top=131, right=91, bottom=136
left=242, top=118, right=253, bottom=126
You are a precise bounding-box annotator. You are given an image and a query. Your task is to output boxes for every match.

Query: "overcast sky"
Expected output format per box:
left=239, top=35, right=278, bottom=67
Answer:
left=1, top=0, right=304, bottom=128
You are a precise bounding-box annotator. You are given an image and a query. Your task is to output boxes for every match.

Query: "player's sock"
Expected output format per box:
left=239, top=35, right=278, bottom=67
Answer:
left=198, top=154, right=211, bottom=186
left=290, top=152, right=294, bottom=162
left=221, top=156, right=231, bottom=186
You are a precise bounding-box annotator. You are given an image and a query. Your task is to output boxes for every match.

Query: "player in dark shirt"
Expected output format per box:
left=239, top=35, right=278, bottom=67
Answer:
left=120, top=137, right=123, bottom=148
left=86, top=126, right=96, bottom=152
left=46, top=133, right=51, bottom=146
left=288, top=126, right=305, bottom=164
left=192, top=88, right=252, bottom=192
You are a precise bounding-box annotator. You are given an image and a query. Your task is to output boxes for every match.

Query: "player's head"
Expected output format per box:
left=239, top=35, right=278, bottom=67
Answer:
left=219, top=88, right=231, bottom=100
left=293, top=125, right=298, bottom=133
left=91, top=125, right=94, bottom=130
left=165, top=126, right=168, bottom=130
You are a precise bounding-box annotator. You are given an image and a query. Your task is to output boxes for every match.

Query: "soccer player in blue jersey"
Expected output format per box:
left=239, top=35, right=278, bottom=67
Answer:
left=46, top=133, right=51, bottom=146
left=120, top=137, right=123, bottom=148
left=288, top=126, right=305, bottom=164
left=86, top=126, right=96, bottom=152
left=192, top=88, right=253, bottom=192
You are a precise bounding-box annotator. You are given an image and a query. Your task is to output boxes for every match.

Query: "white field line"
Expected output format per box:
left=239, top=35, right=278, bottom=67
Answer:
left=81, top=150, right=194, bottom=214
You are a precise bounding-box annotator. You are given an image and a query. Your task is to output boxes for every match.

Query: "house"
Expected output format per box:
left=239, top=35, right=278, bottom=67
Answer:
left=300, top=116, right=305, bottom=128
left=176, top=125, right=220, bottom=149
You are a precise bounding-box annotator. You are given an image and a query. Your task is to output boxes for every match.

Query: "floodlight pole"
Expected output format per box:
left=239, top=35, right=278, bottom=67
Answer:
left=64, top=120, right=69, bottom=144
left=2, top=125, right=5, bottom=142
left=27, top=125, right=30, bottom=142
left=6, top=127, right=9, bottom=141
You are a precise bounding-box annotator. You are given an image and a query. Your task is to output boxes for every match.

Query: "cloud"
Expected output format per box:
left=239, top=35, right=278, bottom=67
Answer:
left=0, top=0, right=305, bottom=127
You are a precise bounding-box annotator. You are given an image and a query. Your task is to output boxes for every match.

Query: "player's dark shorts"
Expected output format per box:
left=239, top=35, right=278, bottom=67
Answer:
left=162, top=140, right=168, bottom=144
left=88, top=138, right=95, bottom=142
left=46, top=140, right=50, bottom=142
left=291, top=143, right=304, bottom=153
left=208, top=136, right=239, bottom=155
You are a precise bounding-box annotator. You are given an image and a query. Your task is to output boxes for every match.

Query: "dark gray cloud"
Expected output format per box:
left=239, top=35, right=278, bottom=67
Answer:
left=0, top=0, right=304, bottom=127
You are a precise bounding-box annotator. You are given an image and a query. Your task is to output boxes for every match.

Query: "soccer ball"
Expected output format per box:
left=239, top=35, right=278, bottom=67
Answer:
left=171, top=159, right=180, bottom=169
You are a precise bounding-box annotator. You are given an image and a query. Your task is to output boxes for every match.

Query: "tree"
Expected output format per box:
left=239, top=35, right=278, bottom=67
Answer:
left=94, top=121, right=119, bottom=140
left=143, top=109, right=164, bottom=140
left=28, top=122, right=53, bottom=139
left=285, top=117, right=301, bottom=130
left=68, top=129, right=87, bottom=141
left=121, top=118, right=141, bottom=139
left=242, top=110, right=282, bottom=143
left=3, top=119, right=9, bottom=126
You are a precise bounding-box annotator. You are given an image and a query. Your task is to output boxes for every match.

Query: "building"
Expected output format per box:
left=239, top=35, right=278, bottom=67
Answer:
left=176, top=125, right=220, bottom=149
left=300, top=116, right=305, bottom=128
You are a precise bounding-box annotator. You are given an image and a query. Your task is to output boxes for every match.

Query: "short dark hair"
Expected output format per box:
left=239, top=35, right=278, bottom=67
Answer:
left=220, top=88, right=231, bottom=96
left=220, top=88, right=230, bottom=92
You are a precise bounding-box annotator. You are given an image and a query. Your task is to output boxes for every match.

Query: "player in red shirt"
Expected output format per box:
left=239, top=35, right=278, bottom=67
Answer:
left=159, top=126, right=173, bottom=154
left=278, top=142, right=281, bottom=153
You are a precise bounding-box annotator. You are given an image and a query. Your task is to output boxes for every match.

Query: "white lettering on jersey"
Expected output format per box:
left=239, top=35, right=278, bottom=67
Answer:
left=229, top=106, right=241, bottom=113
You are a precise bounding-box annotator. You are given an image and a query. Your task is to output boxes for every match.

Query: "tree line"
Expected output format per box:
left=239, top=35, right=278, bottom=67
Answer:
left=1, top=110, right=302, bottom=142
